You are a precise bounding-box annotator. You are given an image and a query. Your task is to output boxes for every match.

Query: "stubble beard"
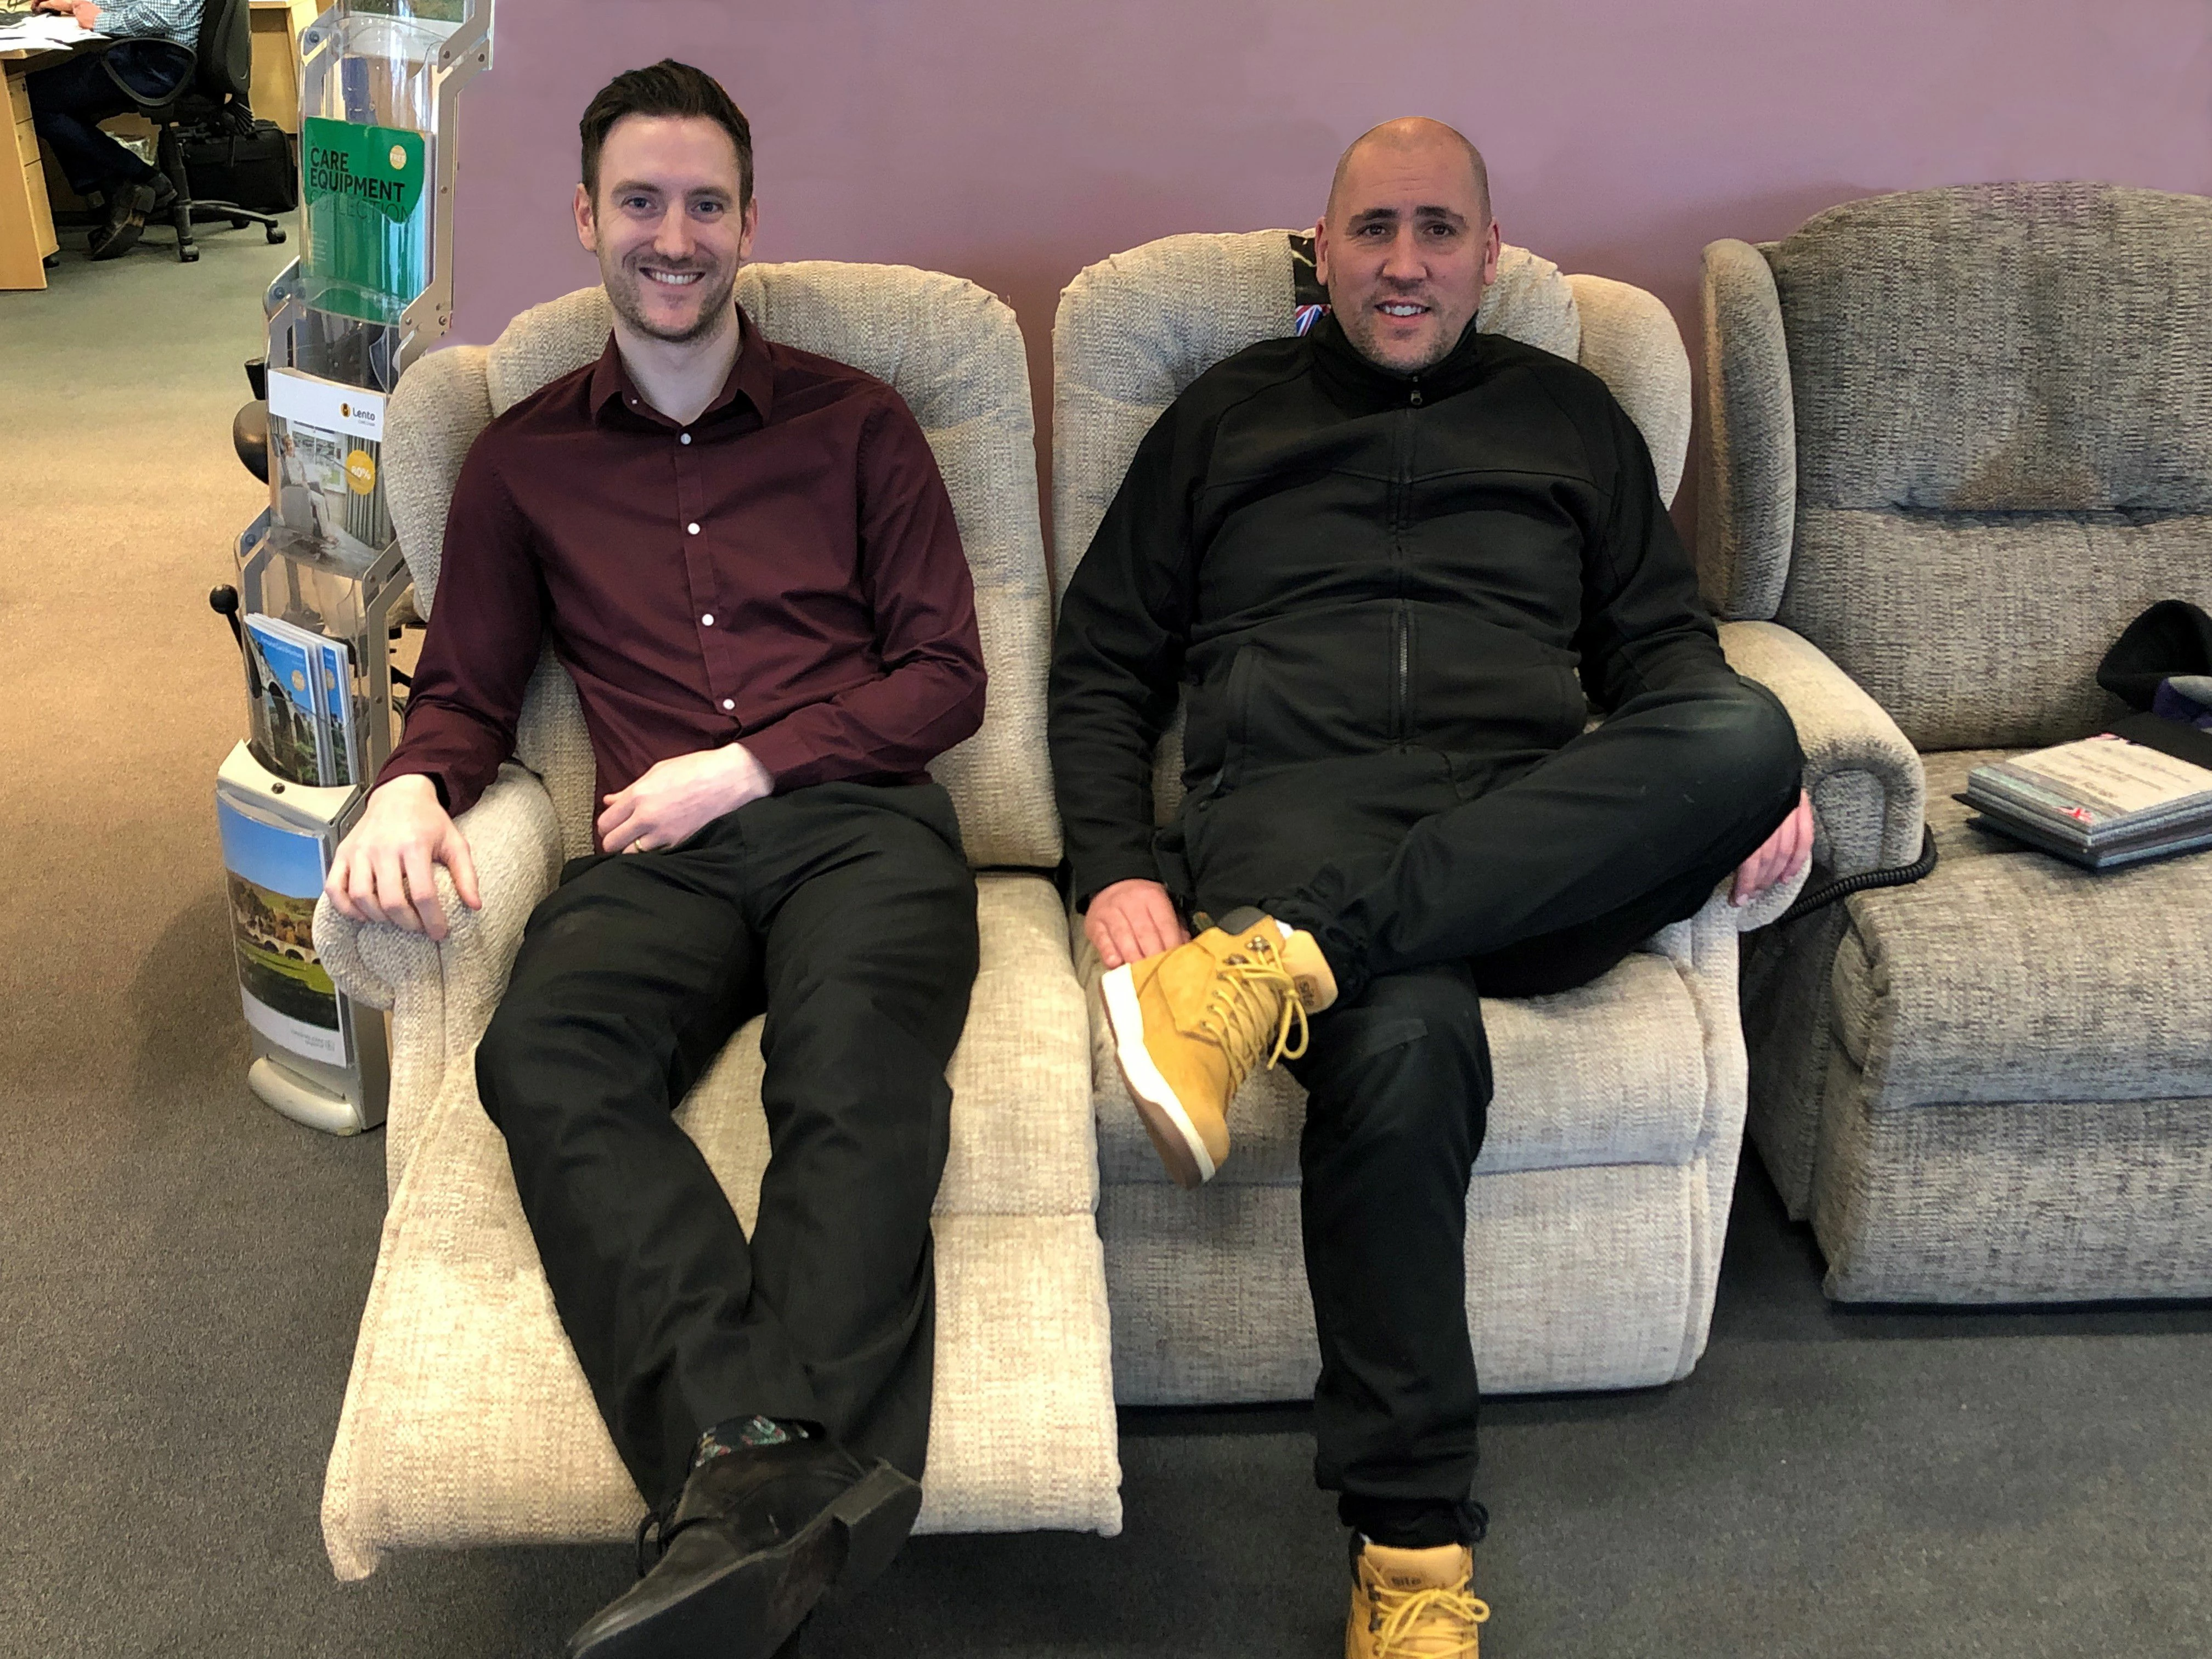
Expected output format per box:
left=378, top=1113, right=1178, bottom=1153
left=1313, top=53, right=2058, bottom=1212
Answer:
left=1338, top=280, right=1485, bottom=376
left=606, top=254, right=740, bottom=346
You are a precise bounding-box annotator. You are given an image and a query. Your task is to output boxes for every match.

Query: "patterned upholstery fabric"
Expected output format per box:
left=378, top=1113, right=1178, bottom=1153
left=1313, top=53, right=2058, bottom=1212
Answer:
left=1702, top=184, right=2212, bottom=1296
left=1054, top=230, right=1777, bottom=1401
left=1768, top=185, right=2212, bottom=752
left=313, top=267, right=1120, bottom=1580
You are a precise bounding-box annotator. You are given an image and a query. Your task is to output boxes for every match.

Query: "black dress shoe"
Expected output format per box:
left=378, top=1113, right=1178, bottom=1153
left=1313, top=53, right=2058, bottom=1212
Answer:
left=87, top=179, right=156, bottom=261
left=567, top=1438, right=923, bottom=1659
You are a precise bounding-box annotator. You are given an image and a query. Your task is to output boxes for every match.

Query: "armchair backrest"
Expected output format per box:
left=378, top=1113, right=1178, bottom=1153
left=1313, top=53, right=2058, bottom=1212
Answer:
left=381, top=264, right=1059, bottom=869
left=1701, top=183, right=2212, bottom=752
left=1052, top=227, right=1692, bottom=821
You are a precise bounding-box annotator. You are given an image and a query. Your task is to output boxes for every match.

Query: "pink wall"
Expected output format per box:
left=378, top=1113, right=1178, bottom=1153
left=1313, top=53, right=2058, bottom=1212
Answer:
left=447, top=1, right=2212, bottom=524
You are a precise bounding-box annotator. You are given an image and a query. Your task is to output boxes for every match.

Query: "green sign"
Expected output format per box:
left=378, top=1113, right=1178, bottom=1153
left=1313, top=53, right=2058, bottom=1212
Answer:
left=302, top=117, right=429, bottom=321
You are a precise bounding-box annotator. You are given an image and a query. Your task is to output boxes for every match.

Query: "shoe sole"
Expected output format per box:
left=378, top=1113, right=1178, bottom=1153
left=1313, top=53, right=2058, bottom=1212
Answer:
left=1101, top=963, right=1215, bottom=1187
left=569, top=1461, right=922, bottom=1659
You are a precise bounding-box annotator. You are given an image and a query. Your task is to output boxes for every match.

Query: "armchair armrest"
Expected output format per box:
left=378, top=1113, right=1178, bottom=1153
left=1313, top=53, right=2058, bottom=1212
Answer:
left=1721, top=620, right=1925, bottom=878
left=313, top=763, right=564, bottom=1191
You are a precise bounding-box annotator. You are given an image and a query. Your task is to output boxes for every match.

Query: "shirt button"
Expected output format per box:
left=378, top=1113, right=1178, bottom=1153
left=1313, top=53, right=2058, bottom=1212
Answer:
left=680, top=432, right=692, bottom=445
left=701, top=613, right=715, bottom=627
left=686, top=522, right=701, bottom=535
left=721, top=698, right=735, bottom=711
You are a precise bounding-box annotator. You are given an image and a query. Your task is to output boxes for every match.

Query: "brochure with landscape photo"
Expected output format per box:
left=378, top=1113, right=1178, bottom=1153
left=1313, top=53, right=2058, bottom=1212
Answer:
left=313, top=633, right=358, bottom=789
left=242, top=613, right=331, bottom=785
left=267, top=367, right=391, bottom=563
left=241, top=613, right=363, bottom=788
left=217, top=797, right=349, bottom=1067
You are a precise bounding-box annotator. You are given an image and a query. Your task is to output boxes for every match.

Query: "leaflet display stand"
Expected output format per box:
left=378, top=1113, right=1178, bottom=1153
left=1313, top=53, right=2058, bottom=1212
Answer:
left=216, top=0, right=492, bottom=1136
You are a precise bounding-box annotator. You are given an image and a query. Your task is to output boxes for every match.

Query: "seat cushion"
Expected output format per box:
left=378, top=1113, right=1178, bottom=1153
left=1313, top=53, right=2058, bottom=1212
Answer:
left=1084, top=938, right=1709, bottom=1186
left=319, top=874, right=1119, bottom=1579
left=1830, top=751, right=2212, bottom=1108
left=1102, top=1159, right=1718, bottom=1402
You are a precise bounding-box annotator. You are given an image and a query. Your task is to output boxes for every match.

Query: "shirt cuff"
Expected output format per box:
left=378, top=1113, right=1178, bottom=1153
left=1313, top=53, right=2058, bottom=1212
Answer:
left=735, top=719, right=816, bottom=792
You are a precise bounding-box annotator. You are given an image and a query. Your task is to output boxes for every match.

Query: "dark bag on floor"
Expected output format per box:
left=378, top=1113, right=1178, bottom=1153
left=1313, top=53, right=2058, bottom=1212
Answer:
left=180, top=117, right=298, bottom=216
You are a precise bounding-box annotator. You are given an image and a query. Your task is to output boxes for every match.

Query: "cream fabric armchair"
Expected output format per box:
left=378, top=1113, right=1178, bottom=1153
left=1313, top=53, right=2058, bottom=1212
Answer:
left=311, top=265, right=1121, bottom=1581
left=1051, top=230, right=1805, bottom=1405
left=1701, top=183, right=2212, bottom=1301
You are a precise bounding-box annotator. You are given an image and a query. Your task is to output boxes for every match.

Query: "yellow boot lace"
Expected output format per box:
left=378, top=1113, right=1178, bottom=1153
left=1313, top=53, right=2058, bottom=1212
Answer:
left=1366, top=1579, right=1491, bottom=1658
left=1194, top=936, right=1309, bottom=1088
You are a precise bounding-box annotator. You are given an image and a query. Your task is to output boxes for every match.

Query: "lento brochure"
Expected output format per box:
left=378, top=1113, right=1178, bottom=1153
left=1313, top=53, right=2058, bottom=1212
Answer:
left=218, top=796, right=350, bottom=1066
left=301, top=117, right=429, bottom=322
left=267, top=367, right=391, bottom=562
left=242, top=613, right=357, bottom=787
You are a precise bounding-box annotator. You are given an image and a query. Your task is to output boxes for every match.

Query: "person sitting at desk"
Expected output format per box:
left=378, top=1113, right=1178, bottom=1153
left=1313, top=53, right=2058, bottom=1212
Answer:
left=25, top=0, right=199, bottom=259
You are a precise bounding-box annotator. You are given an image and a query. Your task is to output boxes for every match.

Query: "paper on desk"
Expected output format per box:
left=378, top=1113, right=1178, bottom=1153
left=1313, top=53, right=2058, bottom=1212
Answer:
left=0, top=15, right=103, bottom=50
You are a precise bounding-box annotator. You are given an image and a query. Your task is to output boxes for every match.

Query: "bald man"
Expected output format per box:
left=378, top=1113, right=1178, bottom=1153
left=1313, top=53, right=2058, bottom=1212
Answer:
left=1050, top=120, right=1808, bottom=1655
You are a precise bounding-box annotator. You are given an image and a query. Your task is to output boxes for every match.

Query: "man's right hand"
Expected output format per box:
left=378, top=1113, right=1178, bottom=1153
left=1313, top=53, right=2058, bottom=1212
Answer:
left=1084, top=878, right=1190, bottom=970
left=324, top=774, right=482, bottom=943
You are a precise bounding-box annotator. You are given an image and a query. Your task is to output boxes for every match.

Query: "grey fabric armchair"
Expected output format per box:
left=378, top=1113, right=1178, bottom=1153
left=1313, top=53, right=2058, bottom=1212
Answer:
left=1701, top=183, right=2212, bottom=1301
left=1054, top=230, right=1805, bottom=1405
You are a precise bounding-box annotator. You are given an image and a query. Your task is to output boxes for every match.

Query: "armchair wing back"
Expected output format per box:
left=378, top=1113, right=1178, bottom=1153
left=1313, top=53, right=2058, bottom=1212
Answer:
left=1702, top=183, right=2212, bottom=751
left=383, top=264, right=1060, bottom=868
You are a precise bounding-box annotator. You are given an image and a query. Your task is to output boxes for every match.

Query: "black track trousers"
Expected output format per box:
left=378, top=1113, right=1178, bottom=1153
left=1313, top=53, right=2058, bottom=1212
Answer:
left=1178, top=678, right=1803, bottom=1539
left=475, top=781, right=978, bottom=1508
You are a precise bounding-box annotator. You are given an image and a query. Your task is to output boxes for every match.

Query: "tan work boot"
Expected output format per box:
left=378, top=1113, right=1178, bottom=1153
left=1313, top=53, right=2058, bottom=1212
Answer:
left=1099, top=912, right=1337, bottom=1186
left=1346, top=1539, right=1490, bottom=1659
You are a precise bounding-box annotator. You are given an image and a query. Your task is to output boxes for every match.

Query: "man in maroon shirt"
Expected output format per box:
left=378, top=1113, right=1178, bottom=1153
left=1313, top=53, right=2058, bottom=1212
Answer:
left=324, top=61, right=985, bottom=1659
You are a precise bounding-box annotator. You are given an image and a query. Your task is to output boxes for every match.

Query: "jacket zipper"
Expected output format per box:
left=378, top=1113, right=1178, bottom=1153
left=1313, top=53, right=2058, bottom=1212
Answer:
left=1392, top=380, right=1421, bottom=744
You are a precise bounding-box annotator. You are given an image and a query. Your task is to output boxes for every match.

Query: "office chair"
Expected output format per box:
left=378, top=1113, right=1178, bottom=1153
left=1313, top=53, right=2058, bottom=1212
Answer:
left=104, top=0, right=287, bottom=262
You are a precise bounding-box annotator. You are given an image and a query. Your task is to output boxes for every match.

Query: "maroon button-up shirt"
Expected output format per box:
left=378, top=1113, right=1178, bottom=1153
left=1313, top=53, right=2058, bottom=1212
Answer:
left=377, top=312, right=986, bottom=844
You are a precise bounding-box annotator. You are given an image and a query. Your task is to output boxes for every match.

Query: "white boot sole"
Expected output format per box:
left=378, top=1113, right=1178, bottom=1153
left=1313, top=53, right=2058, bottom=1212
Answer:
left=1101, top=963, right=1217, bottom=1187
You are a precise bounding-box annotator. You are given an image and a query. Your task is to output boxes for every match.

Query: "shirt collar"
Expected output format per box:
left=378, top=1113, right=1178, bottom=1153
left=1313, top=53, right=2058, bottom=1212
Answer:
left=586, top=302, right=776, bottom=428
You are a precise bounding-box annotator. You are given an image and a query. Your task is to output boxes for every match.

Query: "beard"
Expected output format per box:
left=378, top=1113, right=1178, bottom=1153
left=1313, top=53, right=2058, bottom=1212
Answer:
left=603, top=251, right=740, bottom=345
left=1338, top=299, right=1456, bottom=374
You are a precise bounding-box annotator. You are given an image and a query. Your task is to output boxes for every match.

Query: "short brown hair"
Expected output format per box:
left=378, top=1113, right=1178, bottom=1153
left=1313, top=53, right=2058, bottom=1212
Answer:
left=579, top=59, right=754, bottom=207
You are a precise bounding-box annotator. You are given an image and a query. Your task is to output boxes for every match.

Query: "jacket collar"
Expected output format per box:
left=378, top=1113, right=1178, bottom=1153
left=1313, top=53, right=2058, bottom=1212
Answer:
left=588, top=303, right=774, bottom=428
left=1308, top=308, right=1496, bottom=411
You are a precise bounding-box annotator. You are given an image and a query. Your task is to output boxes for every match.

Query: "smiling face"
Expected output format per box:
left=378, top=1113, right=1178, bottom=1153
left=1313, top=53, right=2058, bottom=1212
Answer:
left=1314, top=121, right=1500, bottom=375
left=573, top=113, right=755, bottom=346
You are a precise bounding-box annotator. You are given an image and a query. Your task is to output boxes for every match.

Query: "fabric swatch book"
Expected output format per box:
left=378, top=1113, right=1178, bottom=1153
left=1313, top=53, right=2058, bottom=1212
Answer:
left=1959, top=733, right=2212, bottom=870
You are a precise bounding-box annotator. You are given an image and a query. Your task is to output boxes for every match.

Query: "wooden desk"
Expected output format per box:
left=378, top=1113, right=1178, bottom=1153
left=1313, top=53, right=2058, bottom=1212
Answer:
left=249, top=0, right=323, bottom=136
left=2, top=48, right=65, bottom=290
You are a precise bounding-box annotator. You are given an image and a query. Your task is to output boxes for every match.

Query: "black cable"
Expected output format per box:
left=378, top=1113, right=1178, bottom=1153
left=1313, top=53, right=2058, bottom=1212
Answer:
left=1774, top=824, right=1939, bottom=927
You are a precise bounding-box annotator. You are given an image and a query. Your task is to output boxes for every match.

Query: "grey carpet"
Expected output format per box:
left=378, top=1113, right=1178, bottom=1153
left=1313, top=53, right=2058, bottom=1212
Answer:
left=3, top=220, right=2209, bottom=1659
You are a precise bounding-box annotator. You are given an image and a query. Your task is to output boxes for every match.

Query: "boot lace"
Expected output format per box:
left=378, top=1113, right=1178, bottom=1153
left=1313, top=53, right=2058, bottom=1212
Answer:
left=634, top=1491, right=683, bottom=1577
left=1367, top=1579, right=1492, bottom=1657
left=1195, top=936, right=1308, bottom=1088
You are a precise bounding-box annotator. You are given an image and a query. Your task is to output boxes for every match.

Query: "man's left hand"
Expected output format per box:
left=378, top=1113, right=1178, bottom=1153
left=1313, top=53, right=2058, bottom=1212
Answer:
left=1732, top=788, right=1814, bottom=906
left=596, top=743, right=772, bottom=854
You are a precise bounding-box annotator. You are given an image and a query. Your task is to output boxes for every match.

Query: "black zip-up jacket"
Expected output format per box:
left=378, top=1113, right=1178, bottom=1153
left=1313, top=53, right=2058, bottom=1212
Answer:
left=1050, top=311, right=1739, bottom=908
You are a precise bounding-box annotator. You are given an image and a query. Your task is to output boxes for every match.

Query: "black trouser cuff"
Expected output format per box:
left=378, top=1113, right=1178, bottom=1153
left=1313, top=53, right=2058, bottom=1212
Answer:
left=1340, top=1494, right=1489, bottom=1549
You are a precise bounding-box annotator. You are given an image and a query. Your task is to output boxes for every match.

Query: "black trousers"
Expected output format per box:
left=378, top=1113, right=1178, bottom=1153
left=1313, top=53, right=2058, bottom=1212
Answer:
left=476, top=781, right=979, bottom=1509
left=1180, top=678, right=1803, bottom=1545
left=27, top=48, right=178, bottom=198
